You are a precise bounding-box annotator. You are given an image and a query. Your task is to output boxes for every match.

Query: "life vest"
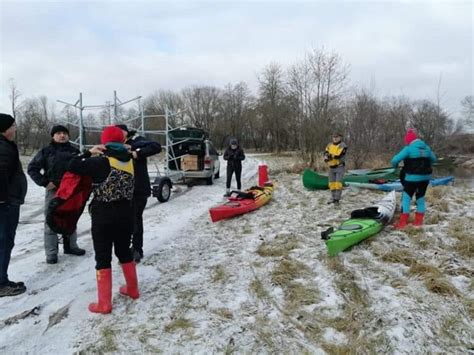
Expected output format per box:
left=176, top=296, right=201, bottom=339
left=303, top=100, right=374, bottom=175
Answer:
left=325, top=143, right=346, bottom=168
left=93, top=157, right=134, bottom=202
left=46, top=172, right=93, bottom=235
left=403, top=157, right=432, bottom=175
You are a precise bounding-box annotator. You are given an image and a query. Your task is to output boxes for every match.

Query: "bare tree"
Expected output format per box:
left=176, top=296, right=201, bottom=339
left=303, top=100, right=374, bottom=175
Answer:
left=343, top=90, right=380, bottom=168
left=182, top=86, right=221, bottom=133
left=460, top=95, right=474, bottom=129
left=410, top=100, right=450, bottom=149
left=217, top=82, right=254, bottom=147
left=257, top=63, right=291, bottom=151
left=8, top=78, right=22, bottom=119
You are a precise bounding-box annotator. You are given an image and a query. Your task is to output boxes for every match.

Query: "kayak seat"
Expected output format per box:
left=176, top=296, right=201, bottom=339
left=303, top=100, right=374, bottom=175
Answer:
left=229, top=191, right=255, bottom=200
left=339, top=224, right=363, bottom=231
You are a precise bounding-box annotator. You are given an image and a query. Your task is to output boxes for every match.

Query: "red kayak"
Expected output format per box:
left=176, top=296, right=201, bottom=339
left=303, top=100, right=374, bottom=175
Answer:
left=209, top=183, right=274, bottom=222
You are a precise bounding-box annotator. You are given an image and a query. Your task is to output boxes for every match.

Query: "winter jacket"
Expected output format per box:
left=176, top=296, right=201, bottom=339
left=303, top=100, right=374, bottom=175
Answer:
left=126, top=134, right=161, bottom=197
left=223, top=147, right=245, bottom=170
left=324, top=142, right=347, bottom=168
left=391, top=139, right=437, bottom=182
left=0, top=135, right=27, bottom=205
left=67, top=145, right=135, bottom=203
left=28, top=141, right=80, bottom=187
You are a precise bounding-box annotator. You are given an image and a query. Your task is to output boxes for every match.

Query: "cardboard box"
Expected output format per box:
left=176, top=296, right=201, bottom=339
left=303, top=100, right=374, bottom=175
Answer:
left=181, top=154, right=199, bottom=171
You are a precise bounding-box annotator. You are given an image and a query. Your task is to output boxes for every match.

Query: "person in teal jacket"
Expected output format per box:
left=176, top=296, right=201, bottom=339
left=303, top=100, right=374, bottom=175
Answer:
left=391, top=128, right=437, bottom=229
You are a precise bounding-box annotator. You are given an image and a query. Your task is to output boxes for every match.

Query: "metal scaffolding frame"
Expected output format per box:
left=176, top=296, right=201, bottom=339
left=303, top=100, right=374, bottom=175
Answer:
left=56, top=91, right=190, bottom=184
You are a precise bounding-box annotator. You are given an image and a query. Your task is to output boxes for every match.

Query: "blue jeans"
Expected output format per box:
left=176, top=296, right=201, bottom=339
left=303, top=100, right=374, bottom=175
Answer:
left=0, top=203, right=20, bottom=285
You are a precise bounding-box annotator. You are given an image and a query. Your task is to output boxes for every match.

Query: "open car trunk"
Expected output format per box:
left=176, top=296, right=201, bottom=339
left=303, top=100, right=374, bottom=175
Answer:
left=169, top=140, right=205, bottom=170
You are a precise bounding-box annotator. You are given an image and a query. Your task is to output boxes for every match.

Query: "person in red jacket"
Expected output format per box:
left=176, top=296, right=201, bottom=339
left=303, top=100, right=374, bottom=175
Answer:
left=68, top=126, right=139, bottom=314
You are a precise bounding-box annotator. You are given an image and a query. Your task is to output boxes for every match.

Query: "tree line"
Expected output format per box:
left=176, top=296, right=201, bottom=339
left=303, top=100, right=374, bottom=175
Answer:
left=7, top=48, right=473, bottom=167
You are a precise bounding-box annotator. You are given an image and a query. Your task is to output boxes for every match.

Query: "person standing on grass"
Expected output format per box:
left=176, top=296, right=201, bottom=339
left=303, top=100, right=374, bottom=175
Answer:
left=223, top=138, right=245, bottom=197
left=27, top=125, right=85, bottom=264
left=68, top=126, right=139, bottom=314
left=324, top=133, right=347, bottom=204
left=0, top=113, right=27, bottom=297
left=391, top=128, right=437, bottom=229
left=116, top=124, right=161, bottom=263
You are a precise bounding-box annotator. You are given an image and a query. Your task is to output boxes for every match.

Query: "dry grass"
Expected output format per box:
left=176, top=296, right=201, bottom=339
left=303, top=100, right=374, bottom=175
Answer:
left=256, top=234, right=299, bottom=258
left=283, top=281, right=320, bottom=311
left=426, top=186, right=449, bottom=202
left=380, top=249, right=416, bottom=267
left=390, top=279, right=408, bottom=289
left=405, top=261, right=459, bottom=297
left=425, top=187, right=451, bottom=212
left=249, top=278, right=269, bottom=300
left=211, top=264, right=227, bottom=283
left=100, top=326, right=118, bottom=352
left=425, top=212, right=442, bottom=225
left=448, top=218, right=473, bottom=258
left=442, top=266, right=474, bottom=279
left=424, top=277, right=459, bottom=297
left=464, top=299, right=474, bottom=319
left=321, top=343, right=352, bottom=355
left=403, top=226, right=425, bottom=237
left=270, top=258, right=311, bottom=286
left=454, top=238, right=474, bottom=258
left=212, top=308, right=234, bottom=320
left=253, top=315, right=278, bottom=350
left=164, top=318, right=194, bottom=333
left=242, top=224, right=253, bottom=234
left=407, top=262, right=443, bottom=278
left=326, top=256, right=346, bottom=274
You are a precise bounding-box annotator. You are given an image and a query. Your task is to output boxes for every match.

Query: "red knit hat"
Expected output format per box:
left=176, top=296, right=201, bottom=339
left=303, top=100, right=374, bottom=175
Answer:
left=404, top=128, right=417, bottom=145
left=101, top=126, right=125, bottom=145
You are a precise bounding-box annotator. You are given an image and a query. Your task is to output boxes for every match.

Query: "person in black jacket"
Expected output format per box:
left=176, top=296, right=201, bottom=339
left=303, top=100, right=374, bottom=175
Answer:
left=27, top=125, right=85, bottom=264
left=223, top=138, right=245, bottom=197
left=116, top=125, right=161, bottom=263
left=0, top=113, right=27, bottom=297
left=68, top=125, right=139, bottom=314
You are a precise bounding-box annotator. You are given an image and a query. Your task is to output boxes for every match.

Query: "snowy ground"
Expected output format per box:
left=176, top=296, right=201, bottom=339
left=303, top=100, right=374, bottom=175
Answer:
left=0, top=154, right=473, bottom=353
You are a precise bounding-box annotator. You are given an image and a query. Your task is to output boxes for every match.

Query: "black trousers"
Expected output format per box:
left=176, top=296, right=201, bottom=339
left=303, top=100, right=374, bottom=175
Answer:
left=402, top=180, right=429, bottom=199
left=226, top=165, right=242, bottom=190
left=90, top=201, right=134, bottom=270
left=131, top=196, right=148, bottom=252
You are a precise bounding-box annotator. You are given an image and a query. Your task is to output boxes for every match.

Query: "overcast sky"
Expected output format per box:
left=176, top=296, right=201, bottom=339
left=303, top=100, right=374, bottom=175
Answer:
left=0, top=0, right=472, bottom=118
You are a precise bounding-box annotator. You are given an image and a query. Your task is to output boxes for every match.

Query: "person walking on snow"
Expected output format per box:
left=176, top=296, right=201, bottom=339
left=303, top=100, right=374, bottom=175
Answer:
left=0, top=114, right=27, bottom=297
left=116, top=124, right=161, bottom=263
left=324, top=133, right=347, bottom=204
left=391, top=128, right=436, bottom=229
left=68, top=126, right=139, bottom=314
left=27, top=125, right=85, bottom=264
left=223, top=138, right=245, bottom=197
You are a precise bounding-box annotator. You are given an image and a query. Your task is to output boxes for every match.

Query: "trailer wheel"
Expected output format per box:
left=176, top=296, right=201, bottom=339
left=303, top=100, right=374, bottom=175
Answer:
left=153, top=178, right=172, bottom=203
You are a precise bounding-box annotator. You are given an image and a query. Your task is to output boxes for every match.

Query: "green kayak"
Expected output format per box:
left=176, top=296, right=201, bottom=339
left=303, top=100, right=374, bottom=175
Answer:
left=302, top=167, right=399, bottom=190
left=322, top=191, right=396, bottom=256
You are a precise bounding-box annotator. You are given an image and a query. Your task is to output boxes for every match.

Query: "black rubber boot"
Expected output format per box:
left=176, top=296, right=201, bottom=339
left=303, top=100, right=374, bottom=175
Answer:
left=63, top=236, right=86, bottom=256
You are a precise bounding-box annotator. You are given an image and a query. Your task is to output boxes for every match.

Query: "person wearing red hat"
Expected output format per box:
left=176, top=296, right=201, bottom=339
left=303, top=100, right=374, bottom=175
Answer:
left=391, top=128, right=437, bottom=229
left=67, top=126, right=139, bottom=314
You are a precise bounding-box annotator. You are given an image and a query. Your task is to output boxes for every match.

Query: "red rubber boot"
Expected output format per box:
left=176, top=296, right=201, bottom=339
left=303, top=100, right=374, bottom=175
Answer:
left=89, top=268, right=112, bottom=314
left=394, top=213, right=409, bottom=230
left=119, top=262, right=139, bottom=299
left=413, top=212, right=424, bottom=227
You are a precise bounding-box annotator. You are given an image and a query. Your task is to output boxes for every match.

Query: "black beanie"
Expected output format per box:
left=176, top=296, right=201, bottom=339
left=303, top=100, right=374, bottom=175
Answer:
left=115, top=124, right=129, bottom=133
left=0, top=113, right=15, bottom=133
left=51, top=125, right=70, bottom=137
